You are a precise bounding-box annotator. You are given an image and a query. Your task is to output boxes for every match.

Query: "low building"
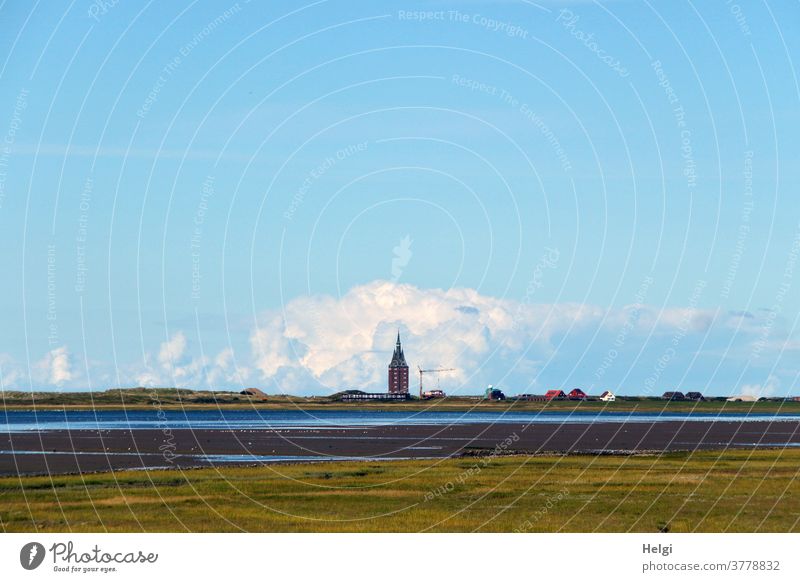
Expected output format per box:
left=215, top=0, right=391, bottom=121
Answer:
left=545, top=389, right=567, bottom=400
left=662, top=391, right=685, bottom=401
left=339, top=390, right=410, bottom=401
left=685, top=391, right=705, bottom=401
left=599, top=390, right=616, bottom=402
left=726, top=395, right=758, bottom=402
left=516, top=394, right=547, bottom=401
left=485, top=385, right=506, bottom=400
left=568, top=388, right=587, bottom=400
left=422, top=389, right=446, bottom=399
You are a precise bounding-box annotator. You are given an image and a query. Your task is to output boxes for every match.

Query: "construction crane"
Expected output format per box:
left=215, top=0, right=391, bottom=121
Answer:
left=417, top=366, right=456, bottom=398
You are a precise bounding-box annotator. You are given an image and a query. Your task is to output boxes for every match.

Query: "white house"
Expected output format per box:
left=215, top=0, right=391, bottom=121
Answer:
left=599, top=390, right=616, bottom=402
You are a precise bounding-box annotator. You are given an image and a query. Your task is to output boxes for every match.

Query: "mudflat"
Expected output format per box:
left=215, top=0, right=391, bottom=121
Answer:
left=3, top=419, right=800, bottom=476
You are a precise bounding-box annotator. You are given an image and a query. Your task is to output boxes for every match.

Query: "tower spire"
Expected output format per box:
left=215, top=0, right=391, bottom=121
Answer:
left=390, top=331, right=406, bottom=366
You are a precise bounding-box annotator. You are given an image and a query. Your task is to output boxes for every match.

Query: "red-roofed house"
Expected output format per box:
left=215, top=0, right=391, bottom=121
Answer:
left=568, top=388, right=587, bottom=400
left=545, top=389, right=566, bottom=400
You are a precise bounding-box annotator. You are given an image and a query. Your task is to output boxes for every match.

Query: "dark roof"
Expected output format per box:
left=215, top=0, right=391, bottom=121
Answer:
left=240, top=388, right=267, bottom=398
left=389, top=331, right=408, bottom=368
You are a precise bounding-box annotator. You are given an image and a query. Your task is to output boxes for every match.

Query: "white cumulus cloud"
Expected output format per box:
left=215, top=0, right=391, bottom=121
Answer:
left=158, top=331, right=188, bottom=369
left=248, top=280, right=721, bottom=393
left=740, top=375, right=781, bottom=398
left=0, top=353, right=22, bottom=388
left=134, top=332, right=248, bottom=389
left=9, top=282, right=792, bottom=395
left=34, top=346, right=73, bottom=385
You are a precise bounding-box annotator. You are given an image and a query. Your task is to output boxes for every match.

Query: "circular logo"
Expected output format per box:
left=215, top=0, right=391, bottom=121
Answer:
left=20, top=542, right=46, bottom=570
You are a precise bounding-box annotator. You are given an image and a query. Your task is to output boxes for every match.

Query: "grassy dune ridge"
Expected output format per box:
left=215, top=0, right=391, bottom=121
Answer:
left=2, top=450, right=799, bottom=532
left=2, top=388, right=799, bottom=413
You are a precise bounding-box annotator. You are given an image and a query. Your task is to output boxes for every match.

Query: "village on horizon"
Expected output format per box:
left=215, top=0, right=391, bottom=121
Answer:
left=233, top=332, right=798, bottom=405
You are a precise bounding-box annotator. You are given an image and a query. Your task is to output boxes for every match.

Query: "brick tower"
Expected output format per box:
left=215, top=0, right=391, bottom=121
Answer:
left=388, top=331, right=409, bottom=394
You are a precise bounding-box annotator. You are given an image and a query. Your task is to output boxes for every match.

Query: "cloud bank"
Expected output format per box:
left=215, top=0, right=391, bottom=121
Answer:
left=2, top=281, right=798, bottom=397
left=248, top=280, right=729, bottom=394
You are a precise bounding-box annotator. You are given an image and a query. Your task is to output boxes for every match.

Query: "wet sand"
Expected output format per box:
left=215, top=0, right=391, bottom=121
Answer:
left=3, top=420, right=800, bottom=476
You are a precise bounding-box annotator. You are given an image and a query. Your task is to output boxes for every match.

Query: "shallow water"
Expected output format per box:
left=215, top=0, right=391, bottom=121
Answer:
left=0, top=449, right=423, bottom=464
left=2, top=409, right=799, bottom=433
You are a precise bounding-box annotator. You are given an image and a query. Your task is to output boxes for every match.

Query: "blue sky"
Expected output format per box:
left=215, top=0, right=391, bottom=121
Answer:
left=1, top=0, right=799, bottom=396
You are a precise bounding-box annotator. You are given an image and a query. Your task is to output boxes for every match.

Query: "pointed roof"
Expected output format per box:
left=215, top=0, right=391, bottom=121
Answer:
left=389, top=331, right=408, bottom=368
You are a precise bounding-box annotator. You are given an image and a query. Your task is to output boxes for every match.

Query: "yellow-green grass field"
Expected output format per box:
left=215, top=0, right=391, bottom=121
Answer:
left=2, top=450, right=799, bottom=532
